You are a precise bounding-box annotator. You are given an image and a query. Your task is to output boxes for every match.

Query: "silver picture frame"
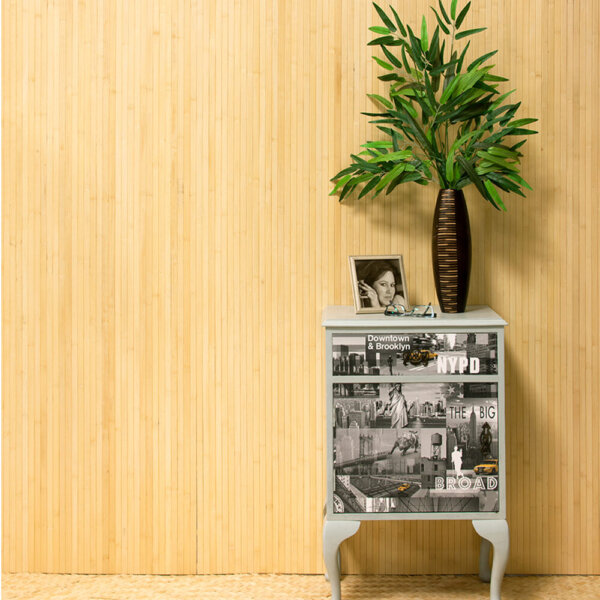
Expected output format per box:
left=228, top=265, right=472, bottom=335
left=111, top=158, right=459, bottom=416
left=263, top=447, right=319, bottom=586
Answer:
left=349, top=254, right=410, bottom=314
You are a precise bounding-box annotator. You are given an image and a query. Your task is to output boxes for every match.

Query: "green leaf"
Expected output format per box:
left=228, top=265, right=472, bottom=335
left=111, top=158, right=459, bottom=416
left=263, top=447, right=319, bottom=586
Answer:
left=440, top=37, right=446, bottom=59
left=329, top=174, right=352, bottom=195
left=508, top=118, right=538, bottom=128
left=396, top=82, right=426, bottom=93
left=361, top=140, right=394, bottom=149
left=362, top=148, right=380, bottom=158
left=372, top=56, right=394, bottom=71
left=445, top=50, right=458, bottom=80
left=421, top=16, right=429, bottom=52
left=450, top=0, right=458, bottom=20
left=369, top=26, right=390, bottom=35
left=484, top=179, right=507, bottom=211
left=499, top=104, right=521, bottom=125
left=392, top=86, right=418, bottom=98
left=439, top=87, right=491, bottom=113
left=401, top=46, right=412, bottom=72
left=382, top=45, right=403, bottom=68
left=385, top=174, right=406, bottom=195
left=358, top=175, right=382, bottom=198
left=456, top=66, right=491, bottom=96
left=505, top=143, right=524, bottom=157
left=440, top=74, right=461, bottom=103
left=483, top=73, right=509, bottom=82
left=378, top=72, right=401, bottom=82
left=484, top=104, right=519, bottom=127
left=456, top=40, right=471, bottom=73
left=395, top=99, right=419, bottom=120
left=455, top=177, right=471, bottom=189
left=456, top=40, right=471, bottom=72
left=338, top=181, right=353, bottom=201
left=445, top=158, right=456, bottom=186
left=455, top=27, right=486, bottom=40
left=369, top=150, right=413, bottom=163
left=426, top=128, right=435, bottom=145
left=397, top=107, right=439, bottom=159
left=441, top=100, right=491, bottom=125
left=506, top=172, right=533, bottom=191
left=406, top=26, right=425, bottom=69
left=467, top=50, right=497, bottom=71
left=438, top=0, right=451, bottom=24
left=507, top=127, right=538, bottom=135
left=350, top=154, right=380, bottom=172
left=362, top=111, right=390, bottom=118
left=431, top=7, right=450, bottom=34
left=476, top=151, right=519, bottom=171
left=368, top=118, right=397, bottom=127
left=376, top=126, right=395, bottom=137
left=418, top=157, right=434, bottom=180
left=429, top=26, right=440, bottom=61
left=423, top=72, right=437, bottom=110
left=389, top=6, right=407, bottom=36
left=353, top=173, right=375, bottom=185
left=488, top=145, right=519, bottom=158
left=368, top=35, right=397, bottom=46
left=330, top=166, right=356, bottom=182
left=376, top=163, right=406, bottom=191
left=457, top=154, right=499, bottom=208
left=445, top=130, right=480, bottom=184
left=462, top=66, right=493, bottom=92
left=455, top=1, right=471, bottom=29
left=373, top=3, right=396, bottom=32
left=431, top=58, right=459, bottom=76
left=486, top=172, right=525, bottom=197
left=367, top=93, right=393, bottom=108
left=489, top=89, right=516, bottom=111
left=473, top=80, right=498, bottom=94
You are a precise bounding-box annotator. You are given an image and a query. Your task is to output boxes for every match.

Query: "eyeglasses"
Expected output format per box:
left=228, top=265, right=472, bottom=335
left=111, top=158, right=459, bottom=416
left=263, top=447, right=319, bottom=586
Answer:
left=384, top=303, right=437, bottom=318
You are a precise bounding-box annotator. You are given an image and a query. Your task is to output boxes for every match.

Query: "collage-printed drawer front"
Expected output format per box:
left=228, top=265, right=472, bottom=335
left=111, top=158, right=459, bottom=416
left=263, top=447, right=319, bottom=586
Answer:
left=332, top=331, right=498, bottom=377
left=332, top=381, right=500, bottom=515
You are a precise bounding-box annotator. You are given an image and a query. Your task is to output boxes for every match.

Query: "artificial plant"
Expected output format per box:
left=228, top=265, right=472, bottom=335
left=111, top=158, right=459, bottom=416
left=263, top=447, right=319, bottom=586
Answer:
left=330, top=0, right=538, bottom=210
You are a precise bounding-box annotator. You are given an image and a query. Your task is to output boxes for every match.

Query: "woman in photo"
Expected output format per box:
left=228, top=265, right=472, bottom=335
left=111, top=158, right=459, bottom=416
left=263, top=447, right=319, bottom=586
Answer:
left=357, top=260, right=406, bottom=308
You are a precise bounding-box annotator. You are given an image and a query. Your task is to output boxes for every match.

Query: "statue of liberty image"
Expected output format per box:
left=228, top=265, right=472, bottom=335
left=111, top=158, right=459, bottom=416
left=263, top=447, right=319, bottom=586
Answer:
left=379, top=383, right=409, bottom=429
left=451, top=445, right=464, bottom=478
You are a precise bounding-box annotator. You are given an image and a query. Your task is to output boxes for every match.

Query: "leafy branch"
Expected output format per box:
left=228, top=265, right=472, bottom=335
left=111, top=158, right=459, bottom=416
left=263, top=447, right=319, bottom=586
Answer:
left=330, top=0, right=537, bottom=210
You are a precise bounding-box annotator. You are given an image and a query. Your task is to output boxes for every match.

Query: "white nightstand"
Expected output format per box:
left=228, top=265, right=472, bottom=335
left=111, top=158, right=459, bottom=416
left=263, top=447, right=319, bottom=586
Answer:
left=322, top=305, right=509, bottom=600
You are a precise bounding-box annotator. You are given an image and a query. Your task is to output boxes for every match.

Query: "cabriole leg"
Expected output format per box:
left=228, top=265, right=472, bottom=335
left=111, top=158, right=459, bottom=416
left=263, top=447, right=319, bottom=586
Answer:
left=478, top=536, right=492, bottom=582
left=472, top=519, right=509, bottom=600
left=323, top=517, right=360, bottom=600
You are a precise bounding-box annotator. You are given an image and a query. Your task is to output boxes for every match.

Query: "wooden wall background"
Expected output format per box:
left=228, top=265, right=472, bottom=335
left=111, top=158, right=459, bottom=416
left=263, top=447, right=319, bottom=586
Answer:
left=3, top=0, right=599, bottom=575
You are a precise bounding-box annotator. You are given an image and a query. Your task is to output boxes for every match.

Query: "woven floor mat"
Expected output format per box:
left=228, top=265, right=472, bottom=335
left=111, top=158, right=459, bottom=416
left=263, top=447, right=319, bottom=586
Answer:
left=2, top=573, right=600, bottom=600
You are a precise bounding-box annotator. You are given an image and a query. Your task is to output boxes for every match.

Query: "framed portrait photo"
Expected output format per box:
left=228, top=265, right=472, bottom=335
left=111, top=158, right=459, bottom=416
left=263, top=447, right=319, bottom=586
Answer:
left=349, top=255, right=410, bottom=314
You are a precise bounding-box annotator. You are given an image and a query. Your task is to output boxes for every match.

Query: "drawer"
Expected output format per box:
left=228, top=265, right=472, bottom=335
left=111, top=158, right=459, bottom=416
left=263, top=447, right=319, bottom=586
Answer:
left=331, top=332, right=498, bottom=376
left=332, top=381, right=500, bottom=514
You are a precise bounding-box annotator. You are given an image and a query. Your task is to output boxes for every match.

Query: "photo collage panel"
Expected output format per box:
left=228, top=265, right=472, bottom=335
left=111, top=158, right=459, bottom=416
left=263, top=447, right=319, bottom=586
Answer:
left=332, top=332, right=498, bottom=376
left=332, top=382, right=499, bottom=514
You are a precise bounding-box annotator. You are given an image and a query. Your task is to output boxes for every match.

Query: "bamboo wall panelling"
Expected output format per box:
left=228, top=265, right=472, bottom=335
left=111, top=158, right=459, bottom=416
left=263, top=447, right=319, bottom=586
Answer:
left=2, top=0, right=600, bottom=575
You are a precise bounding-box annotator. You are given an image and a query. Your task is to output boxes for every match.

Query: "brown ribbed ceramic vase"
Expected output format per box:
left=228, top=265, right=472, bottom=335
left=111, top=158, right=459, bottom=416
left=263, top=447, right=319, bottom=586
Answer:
left=432, top=189, right=471, bottom=313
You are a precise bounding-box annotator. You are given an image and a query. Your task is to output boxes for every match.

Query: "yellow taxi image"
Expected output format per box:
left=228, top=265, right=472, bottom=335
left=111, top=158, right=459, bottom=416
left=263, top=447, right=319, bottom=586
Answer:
left=402, top=348, right=438, bottom=367
left=397, top=483, right=411, bottom=492
left=474, top=458, right=498, bottom=475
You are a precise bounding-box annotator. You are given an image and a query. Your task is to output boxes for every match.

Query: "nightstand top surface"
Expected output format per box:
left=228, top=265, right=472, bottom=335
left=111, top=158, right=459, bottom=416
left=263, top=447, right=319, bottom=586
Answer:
left=322, top=305, right=507, bottom=328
